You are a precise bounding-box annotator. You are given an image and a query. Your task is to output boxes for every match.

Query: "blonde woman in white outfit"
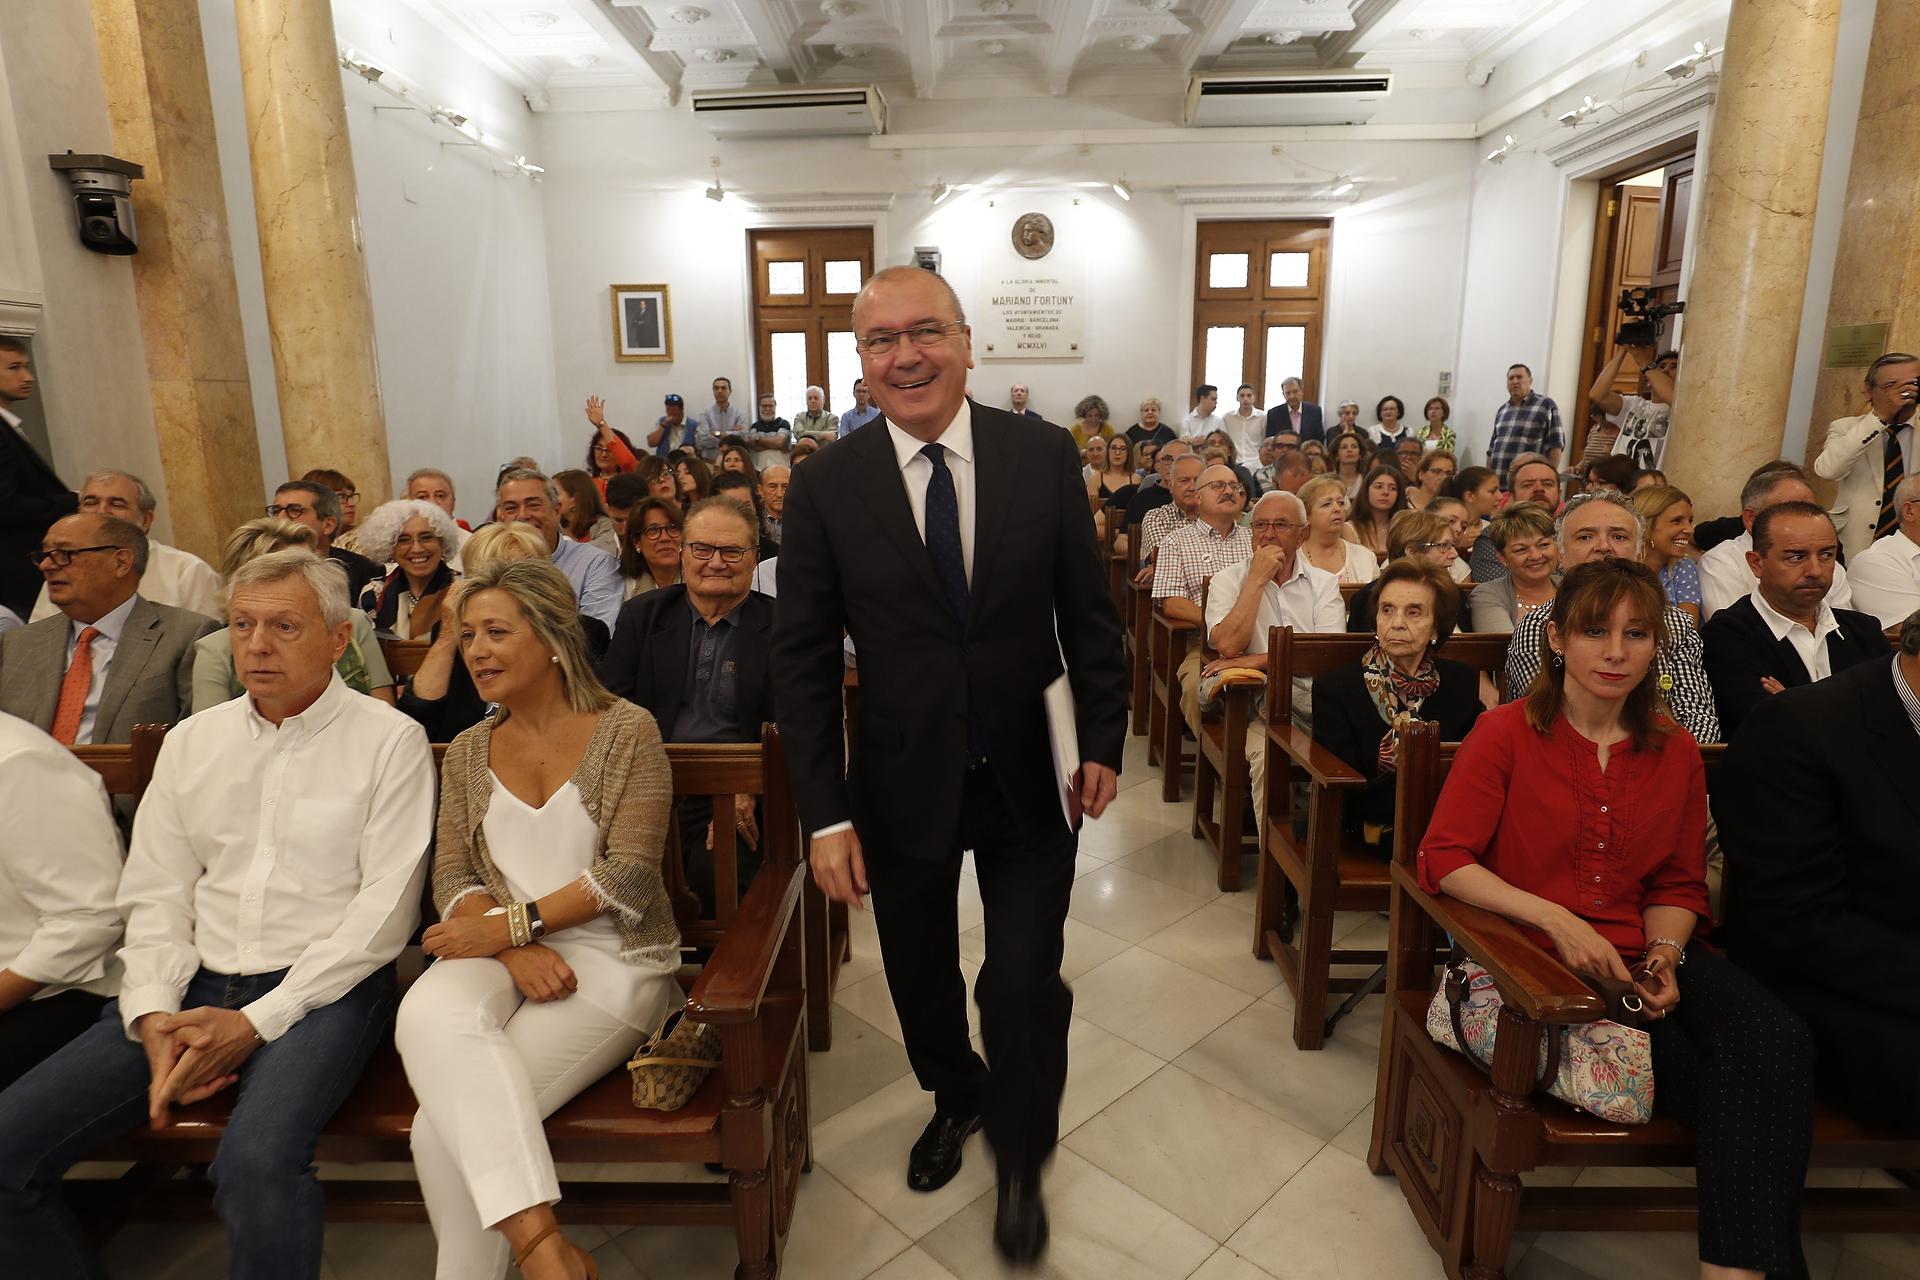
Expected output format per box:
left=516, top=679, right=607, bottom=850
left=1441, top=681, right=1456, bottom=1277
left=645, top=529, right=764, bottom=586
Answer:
left=395, top=558, right=680, bottom=1280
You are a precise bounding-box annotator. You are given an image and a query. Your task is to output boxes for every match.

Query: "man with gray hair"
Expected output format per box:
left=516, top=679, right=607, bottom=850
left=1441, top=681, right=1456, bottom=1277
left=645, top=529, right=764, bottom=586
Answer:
left=792, top=385, right=836, bottom=441
left=1265, top=376, right=1324, bottom=443
left=1847, top=473, right=1920, bottom=627
left=0, top=548, right=434, bottom=1280
left=1699, top=465, right=1853, bottom=621
left=1503, top=489, right=1720, bottom=743
left=28, top=469, right=221, bottom=622
left=494, top=467, right=623, bottom=628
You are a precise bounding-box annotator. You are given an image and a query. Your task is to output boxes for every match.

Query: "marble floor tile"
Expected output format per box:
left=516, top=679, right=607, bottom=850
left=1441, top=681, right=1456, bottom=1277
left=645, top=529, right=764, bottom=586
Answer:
left=812, top=1072, right=996, bottom=1239
left=1068, top=863, right=1213, bottom=943
left=780, top=1168, right=915, bottom=1280
left=1057, top=1015, right=1167, bottom=1136
left=1078, top=813, right=1188, bottom=862
left=811, top=1006, right=916, bottom=1124
left=1188, top=1246, right=1279, bottom=1280
left=1173, top=1000, right=1379, bottom=1141
left=1137, top=899, right=1280, bottom=997
left=323, top=1224, right=440, bottom=1280
left=1062, top=1064, right=1324, bottom=1241
left=1329, top=1100, right=1376, bottom=1162
left=1226, top=1147, right=1449, bottom=1280
left=1068, top=947, right=1255, bottom=1059
left=606, top=1217, right=742, bottom=1280
left=1114, top=830, right=1250, bottom=902
left=1841, top=1234, right=1920, bottom=1278
left=867, top=1245, right=967, bottom=1280
left=958, top=915, right=1129, bottom=983
left=100, top=1224, right=232, bottom=1280
left=1837, top=1250, right=1920, bottom=1279
left=1530, top=1230, right=1842, bottom=1280
left=917, top=1148, right=1218, bottom=1280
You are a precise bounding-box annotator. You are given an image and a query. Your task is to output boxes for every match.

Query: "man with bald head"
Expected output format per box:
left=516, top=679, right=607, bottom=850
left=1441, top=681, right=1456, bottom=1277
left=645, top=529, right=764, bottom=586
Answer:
left=1699, top=466, right=1853, bottom=620
left=28, top=470, right=221, bottom=622
left=1154, top=464, right=1252, bottom=734
left=772, top=265, right=1126, bottom=1265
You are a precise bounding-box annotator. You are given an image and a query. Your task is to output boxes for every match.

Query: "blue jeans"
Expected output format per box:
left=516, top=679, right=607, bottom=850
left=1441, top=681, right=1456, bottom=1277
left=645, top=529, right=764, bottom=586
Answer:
left=0, top=964, right=397, bottom=1280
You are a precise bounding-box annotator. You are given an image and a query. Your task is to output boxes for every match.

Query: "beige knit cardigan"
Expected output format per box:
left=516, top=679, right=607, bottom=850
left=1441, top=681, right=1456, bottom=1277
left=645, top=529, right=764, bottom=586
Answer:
left=432, top=699, right=681, bottom=968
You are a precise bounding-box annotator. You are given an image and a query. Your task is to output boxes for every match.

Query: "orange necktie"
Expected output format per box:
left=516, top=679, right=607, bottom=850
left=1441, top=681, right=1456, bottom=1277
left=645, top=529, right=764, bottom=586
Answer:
left=51, top=626, right=100, bottom=746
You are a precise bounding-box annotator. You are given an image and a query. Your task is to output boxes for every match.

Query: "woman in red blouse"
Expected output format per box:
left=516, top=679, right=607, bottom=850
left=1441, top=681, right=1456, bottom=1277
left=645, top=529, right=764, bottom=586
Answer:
left=1419, top=558, right=1814, bottom=1280
left=583, top=396, right=640, bottom=494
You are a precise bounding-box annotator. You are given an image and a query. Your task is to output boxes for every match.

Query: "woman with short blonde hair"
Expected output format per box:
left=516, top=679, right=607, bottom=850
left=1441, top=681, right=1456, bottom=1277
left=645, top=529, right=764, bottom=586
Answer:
left=1298, top=474, right=1381, bottom=584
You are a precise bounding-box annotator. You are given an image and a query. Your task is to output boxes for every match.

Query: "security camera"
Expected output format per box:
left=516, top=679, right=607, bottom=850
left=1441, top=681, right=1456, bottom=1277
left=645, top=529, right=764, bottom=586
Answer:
left=48, top=153, right=144, bottom=256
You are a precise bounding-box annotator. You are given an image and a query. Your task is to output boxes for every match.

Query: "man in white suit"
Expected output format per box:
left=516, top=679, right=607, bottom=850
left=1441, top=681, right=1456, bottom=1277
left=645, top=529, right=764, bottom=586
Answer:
left=1815, top=352, right=1918, bottom=563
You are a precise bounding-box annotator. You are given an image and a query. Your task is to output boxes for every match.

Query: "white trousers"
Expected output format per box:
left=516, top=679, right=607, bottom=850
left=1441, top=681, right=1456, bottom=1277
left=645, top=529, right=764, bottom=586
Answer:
left=394, top=954, right=677, bottom=1280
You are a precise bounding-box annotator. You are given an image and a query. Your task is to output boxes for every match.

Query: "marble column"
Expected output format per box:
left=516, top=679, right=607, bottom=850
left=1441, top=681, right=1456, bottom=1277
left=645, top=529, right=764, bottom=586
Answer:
left=88, top=0, right=264, bottom=565
left=1802, top=0, right=1920, bottom=490
left=232, top=0, right=391, bottom=501
left=1663, top=0, right=1841, bottom=518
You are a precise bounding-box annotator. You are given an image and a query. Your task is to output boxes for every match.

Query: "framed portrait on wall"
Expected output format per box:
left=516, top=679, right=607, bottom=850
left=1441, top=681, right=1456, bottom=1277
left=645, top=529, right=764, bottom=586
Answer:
left=611, top=284, right=672, bottom=362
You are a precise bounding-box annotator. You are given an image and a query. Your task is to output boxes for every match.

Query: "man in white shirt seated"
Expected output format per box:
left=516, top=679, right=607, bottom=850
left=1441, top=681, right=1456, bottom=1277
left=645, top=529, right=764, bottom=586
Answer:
left=0, top=550, right=434, bottom=1280
left=1699, top=466, right=1852, bottom=620
left=1202, top=491, right=1343, bottom=834
left=0, top=709, right=126, bottom=1090
left=28, top=469, right=221, bottom=622
left=1848, top=475, right=1920, bottom=628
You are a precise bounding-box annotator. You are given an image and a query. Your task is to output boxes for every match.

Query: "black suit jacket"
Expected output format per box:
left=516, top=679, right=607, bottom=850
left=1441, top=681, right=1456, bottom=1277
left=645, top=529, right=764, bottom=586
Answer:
left=598, top=585, right=774, bottom=743
left=1265, top=402, right=1324, bottom=444
left=1719, top=656, right=1920, bottom=1130
left=1312, top=657, right=1483, bottom=834
left=0, top=423, right=76, bottom=619
left=772, top=400, right=1128, bottom=857
left=1701, top=595, right=1890, bottom=736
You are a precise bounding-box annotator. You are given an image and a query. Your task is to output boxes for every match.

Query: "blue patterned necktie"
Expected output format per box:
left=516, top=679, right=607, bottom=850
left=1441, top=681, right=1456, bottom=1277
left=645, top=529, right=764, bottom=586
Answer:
left=920, top=443, right=987, bottom=756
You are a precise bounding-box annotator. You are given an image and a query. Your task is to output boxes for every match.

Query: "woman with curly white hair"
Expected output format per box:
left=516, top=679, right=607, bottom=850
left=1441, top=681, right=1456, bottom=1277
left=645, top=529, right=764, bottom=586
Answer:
left=356, top=498, right=463, bottom=639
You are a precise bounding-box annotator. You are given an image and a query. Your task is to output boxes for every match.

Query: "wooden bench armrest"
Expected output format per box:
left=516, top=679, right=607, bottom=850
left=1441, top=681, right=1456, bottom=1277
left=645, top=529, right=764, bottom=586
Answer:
left=1214, top=669, right=1265, bottom=687
left=1266, top=722, right=1367, bottom=789
left=684, top=863, right=804, bottom=1025
left=1149, top=603, right=1198, bottom=637
left=1390, top=862, right=1605, bottom=1024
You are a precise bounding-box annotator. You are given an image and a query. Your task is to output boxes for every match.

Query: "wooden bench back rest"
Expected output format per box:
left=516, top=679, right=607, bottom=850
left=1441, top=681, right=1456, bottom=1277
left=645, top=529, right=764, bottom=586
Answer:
left=69, top=723, right=173, bottom=801
left=1265, top=627, right=1513, bottom=724
left=380, top=639, right=433, bottom=680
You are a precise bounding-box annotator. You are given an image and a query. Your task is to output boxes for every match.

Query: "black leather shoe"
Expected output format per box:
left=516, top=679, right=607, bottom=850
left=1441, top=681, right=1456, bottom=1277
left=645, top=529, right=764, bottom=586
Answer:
left=993, top=1169, right=1049, bottom=1266
left=907, top=1110, right=981, bottom=1192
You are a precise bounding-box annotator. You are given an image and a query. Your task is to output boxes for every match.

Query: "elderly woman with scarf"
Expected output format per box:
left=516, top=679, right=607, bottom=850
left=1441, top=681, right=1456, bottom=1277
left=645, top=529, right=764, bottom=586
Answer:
left=356, top=498, right=463, bottom=639
left=1311, top=557, right=1483, bottom=855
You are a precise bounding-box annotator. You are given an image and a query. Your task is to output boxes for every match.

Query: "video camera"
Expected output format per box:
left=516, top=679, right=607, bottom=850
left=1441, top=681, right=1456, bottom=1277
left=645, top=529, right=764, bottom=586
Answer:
left=1614, top=286, right=1685, bottom=347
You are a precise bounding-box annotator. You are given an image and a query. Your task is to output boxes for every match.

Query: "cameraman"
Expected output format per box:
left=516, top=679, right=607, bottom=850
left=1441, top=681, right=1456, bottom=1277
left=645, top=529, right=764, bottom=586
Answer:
left=1588, top=345, right=1677, bottom=471
left=1815, top=352, right=1918, bottom=562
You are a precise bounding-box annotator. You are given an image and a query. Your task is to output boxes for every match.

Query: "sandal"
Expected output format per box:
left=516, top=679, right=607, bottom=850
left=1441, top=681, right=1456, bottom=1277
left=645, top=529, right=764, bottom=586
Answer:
left=512, top=1223, right=599, bottom=1279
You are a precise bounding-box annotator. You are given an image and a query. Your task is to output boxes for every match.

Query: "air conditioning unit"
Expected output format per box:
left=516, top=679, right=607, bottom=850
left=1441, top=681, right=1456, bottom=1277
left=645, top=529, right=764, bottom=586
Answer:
left=690, top=86, right=886, bottom=138
left=1183, top=72, right=1392, bottom=127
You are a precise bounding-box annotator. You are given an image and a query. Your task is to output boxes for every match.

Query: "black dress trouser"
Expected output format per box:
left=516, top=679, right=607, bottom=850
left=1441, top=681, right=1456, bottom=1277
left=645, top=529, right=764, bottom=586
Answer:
left=863, top=764, right=1078, bottom=1180
left=0, top=991, right=112, bottom=1093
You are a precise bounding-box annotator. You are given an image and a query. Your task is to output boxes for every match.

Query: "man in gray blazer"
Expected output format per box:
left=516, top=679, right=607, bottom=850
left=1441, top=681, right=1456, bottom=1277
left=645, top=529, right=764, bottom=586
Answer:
left=0, top=513, right=216, bottom=745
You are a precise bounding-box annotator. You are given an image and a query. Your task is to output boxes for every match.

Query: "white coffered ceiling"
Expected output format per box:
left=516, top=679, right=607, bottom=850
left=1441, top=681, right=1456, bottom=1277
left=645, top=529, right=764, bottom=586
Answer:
left=387, top=0, right=1681, bottom=114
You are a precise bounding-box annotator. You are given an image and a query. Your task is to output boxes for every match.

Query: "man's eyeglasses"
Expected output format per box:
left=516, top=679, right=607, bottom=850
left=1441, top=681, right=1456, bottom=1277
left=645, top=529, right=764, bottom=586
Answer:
left=29, top=545, right=119, bottom=569
left=688, top=542, right=750, bottom=565
left=1198, top=480, right=1242, bottom=495
left=1251, top=520, right=1301, bottom=534
left=265, top=503, right=314, bottom=519
left=854, top=321, right=964, bottom=356
left=639, top=525, right=681, bottom=541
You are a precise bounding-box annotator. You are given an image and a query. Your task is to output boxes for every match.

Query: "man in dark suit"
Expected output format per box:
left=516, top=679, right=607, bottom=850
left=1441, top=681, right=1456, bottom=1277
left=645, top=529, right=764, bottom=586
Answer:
left=0, top=338, right=76, bottom=620
left=599, top=496, right=774, bottom=914
left=1702, top=501, right=1890, bottom=735
left=1720, top=611, right=1920, bottom=1133
left=772, top=266, right=1127, bottom=1265
left=0, top=513, right=216, bottom=747
left=267, top=480, right=384, bottom=603
left=1264, top=376, right=1324, bottom=444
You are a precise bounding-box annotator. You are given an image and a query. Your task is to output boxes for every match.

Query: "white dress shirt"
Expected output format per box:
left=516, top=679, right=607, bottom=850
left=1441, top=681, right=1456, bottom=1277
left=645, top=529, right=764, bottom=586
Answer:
left=115, top=671, right=434, bottom=1041
left=1698, top=531, right=1852, bottom=621
left=1222, top=410, right=1265, bottom=464
left=31, top=540, right=223, bottom=625
left=65, top=593, right=139, bottom=746
left=1750, top=586, right=1841, bottom=683
left=0, top=710, right=125, bottom=999
left=1203, top=552, right=1344, bottom=717
left=1847, top=528, right=1920, bottom=628
left=886, top=399, right=976, bottom=584
left=1181, top=410, right=1227, bottom=442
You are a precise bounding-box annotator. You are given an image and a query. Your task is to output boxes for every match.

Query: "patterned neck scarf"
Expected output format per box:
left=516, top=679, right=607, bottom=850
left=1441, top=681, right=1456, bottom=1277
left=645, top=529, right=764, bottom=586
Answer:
left=1362, top=641, right=1441, bottom=727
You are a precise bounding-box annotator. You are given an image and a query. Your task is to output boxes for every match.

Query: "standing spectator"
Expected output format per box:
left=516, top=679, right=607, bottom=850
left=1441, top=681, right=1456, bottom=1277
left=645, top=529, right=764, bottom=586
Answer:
left=1010, top=382, right=1041, bottom=420
left=1485, top=363, right=1564, bottom=478
left=581, top=396, right=640, bottom=493
left=302, top=469, right=364, bottom=555
left=759, top=464, right=789, bottom=551
left=748, top=391, right=792, bottom=472
left=793, top=385, right=837, bottom=441
left=1223, top=383, right=1265, bottom=461
left=1698, top=467, right=1852, bottom=621
left=1468, top=502, right=1559, bottom=634
left=1815, top=351, right=1919, bottom=561
left=1422, top=396, right=1456, bottom=452
left=1181, top=384, right=1225, bottom=440
left=1406, top=449, right=1456, bottom=512
left=1590, top=345, right=1678, bottom=471
left=27, top=470, right=221, bottom=623
left=1155, top=465, right=1252, bottom=734
left=650, top=393, right=693, bottom=456
left=493, top=468, right=623, bottom=628
left=1368, top=395, right=1416, bottom=449
left=1848, top=474, right=1920, bottom=627
left=551, top=469, right=619, bottom=558
left=619, top=496, right=686, bottom=599
left=1265, top=376, right=1324, bottom=443
left=0, top=337, right=75, bottom=620
left=355, top=499, right=461, bottom=640
left=697, top=377, right=748, bottom=460
left=839, top=377, right=882, bottom=436
left=1070, top=395, right=1114, bottom=449
left=268, top=481, right=384, bottom=602
left=1125, top=398, right=1175, bottom=448
left=1297, top=474, right=1381, bottom=584
left=1333, top=400, right=1362, bottom=436
left=1630, top=483, right=1702, bottom=621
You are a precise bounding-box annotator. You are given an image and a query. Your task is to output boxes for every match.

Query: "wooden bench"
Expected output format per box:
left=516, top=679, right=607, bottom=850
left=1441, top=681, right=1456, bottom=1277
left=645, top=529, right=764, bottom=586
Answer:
left=1253, top=628, right=1510, bottom=1049
left=1189, top=579, right=1255, bottom=892
left=1147, top=597, right=1199, bottom=802
left=1126, top=525, right=1150, bottom=737
left=69, top=723, right=171, bottom=802
left=76, top=728, right=813, bottom=1280
left=378, top=638, right=432, bottom=681
left=1367, top=723, right=1920, bottom=1278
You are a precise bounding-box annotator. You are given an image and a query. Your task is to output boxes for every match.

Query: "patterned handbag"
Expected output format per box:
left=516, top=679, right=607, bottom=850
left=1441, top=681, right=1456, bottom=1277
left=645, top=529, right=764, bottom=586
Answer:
left=1425, top=956, right=1655, bottom=1125
left=627, top=1006, right=722, bottom=1111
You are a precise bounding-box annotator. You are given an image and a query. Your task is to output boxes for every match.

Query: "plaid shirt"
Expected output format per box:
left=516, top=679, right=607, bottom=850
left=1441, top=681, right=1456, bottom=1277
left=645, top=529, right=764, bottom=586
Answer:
left=1486, top=392, right=1564, bottom=484
left=1152, top=519, right=1253, bottom=605
left=1139, top=503, right=1197, bottom=561
left=1505, top=603, right=1720, bottom=744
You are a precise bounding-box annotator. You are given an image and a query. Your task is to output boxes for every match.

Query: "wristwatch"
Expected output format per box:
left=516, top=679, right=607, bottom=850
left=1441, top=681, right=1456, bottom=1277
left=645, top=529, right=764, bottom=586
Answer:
left=525, top=900, right=547, bottom=940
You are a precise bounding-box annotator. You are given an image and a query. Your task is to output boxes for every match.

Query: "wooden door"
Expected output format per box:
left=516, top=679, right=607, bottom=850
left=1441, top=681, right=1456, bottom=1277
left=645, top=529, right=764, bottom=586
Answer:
left=749, top=227, right=873, bottom=420
left=1192, top=221, right=1329, bottom=410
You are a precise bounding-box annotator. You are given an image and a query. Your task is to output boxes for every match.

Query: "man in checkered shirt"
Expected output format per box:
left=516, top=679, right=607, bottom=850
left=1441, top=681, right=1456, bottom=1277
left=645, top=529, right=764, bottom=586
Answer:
left=1130, top=453, right=1204, bottom=587
left=1504, top=490, right=1720, bottom=744
left=1153, top=465, right=1253, bottom=733
left=1485, top=364, right=1565, bottom=486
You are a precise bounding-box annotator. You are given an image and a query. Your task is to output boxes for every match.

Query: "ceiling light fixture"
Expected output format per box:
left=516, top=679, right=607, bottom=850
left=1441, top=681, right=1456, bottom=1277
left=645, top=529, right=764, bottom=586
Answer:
left=1664, top=40, right=1717, bottom=80
left=431, top=106, right=468, bottom=127
left=1111, top=178, right=1131, bottom=200
left=1327, top=177, right=1354, bottom=196
left=931, top=181, right=951, bottom=204
left=1485, top=134, right=1515, bottom=164
left=707, top=156, right=726, bottom=201
left=516, top=156, right=545, bottom=177
left=340, top=48, right=385, bottom=82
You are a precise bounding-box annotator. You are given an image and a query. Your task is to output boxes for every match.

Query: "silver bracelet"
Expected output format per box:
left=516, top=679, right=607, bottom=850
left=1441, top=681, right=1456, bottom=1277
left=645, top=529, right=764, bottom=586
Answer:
left=1645, top=937, right=1688, bottom=963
